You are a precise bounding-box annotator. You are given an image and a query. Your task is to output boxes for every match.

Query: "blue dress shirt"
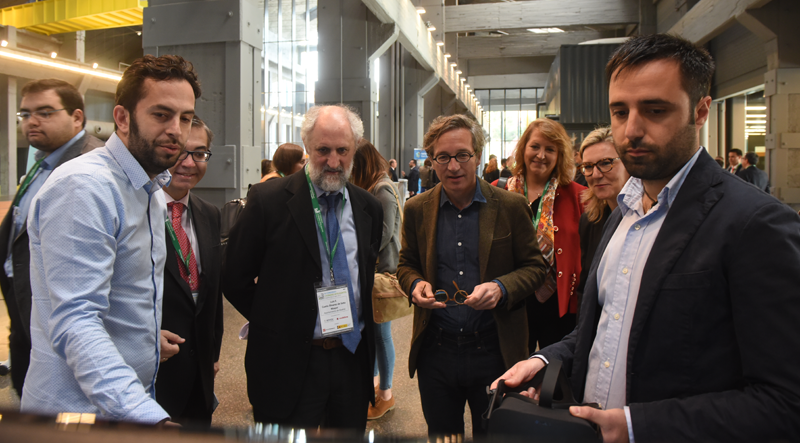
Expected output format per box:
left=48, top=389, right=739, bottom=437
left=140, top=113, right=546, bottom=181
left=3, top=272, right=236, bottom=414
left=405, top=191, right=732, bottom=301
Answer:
left=21, top=132, right=171, bottom=424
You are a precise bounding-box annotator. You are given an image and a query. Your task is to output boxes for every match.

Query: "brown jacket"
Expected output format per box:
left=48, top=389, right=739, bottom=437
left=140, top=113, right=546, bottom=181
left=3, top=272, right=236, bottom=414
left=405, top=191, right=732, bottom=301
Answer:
left=397, top=179, right=546, bottom=377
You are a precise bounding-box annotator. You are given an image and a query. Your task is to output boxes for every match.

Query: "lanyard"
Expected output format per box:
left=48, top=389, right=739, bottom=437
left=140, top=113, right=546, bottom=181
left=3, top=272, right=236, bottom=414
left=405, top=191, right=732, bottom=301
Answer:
left=304, top=167, right=346, bottom=279
left=524, top=179, right=550, bottom=226
left=13, top=158, right=44, bottom=207
left=165, top=203, right=194, bottom=273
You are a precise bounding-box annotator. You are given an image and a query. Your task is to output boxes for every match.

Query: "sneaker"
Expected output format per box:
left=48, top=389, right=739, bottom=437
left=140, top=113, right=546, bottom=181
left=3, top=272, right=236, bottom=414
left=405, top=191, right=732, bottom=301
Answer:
left=367, top=395, right=395, bottom=420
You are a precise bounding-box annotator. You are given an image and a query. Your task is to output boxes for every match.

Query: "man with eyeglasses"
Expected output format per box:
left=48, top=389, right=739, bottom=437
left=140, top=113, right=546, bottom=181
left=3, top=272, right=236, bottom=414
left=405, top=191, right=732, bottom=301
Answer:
left=397, top=114, right=546, bottom=438
left=155, top=116, right=223, bottom=428
left=0, top=78, right=104, bottom=397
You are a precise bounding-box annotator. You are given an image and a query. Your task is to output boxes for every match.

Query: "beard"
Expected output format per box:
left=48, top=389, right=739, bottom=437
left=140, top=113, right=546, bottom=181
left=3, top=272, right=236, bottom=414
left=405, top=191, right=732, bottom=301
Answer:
left=308, top=160, right=354, bottom=192
left=616, top=122, right=697, bottom=181
left=127, top=113, right=183, bottom=177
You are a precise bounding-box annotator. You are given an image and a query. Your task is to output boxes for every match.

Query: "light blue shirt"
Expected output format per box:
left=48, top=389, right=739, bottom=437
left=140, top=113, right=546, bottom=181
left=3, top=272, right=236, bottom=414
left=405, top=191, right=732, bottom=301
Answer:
left=311, top=179, right=363, bottom=339
left=21, top=132, right=171, bottom=424
left=4, top=129, right=85, bottom=278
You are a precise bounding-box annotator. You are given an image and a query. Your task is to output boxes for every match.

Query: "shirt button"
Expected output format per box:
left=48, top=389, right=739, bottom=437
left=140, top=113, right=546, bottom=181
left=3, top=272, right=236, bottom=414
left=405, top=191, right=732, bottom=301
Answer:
left=634, top=224, right=641, bottom=231
left=604, top=361, right=610, bottom=368
left=558, top=271, right=563, bottom=277
left=459, top=271, right=464, bottom=275
left=622, top=267, right=629, bottom=274
left=614, top=313, right=620, bottom=320
left=553, top=226, right=559, bottom=232
left=458, top=242, right=462, bottom=246
left=557, top=248, right=563, bottom=254
left=458, top=214, right=462, bottom=219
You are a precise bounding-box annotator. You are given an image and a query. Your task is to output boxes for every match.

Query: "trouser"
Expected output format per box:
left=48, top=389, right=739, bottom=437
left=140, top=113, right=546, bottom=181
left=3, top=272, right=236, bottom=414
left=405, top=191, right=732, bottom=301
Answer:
left=3, top=281, right=30, bottom=397
left=526, top=292, right=576, bottom=351
left=416, top=327, right=506, bottom=437
left=373, top=321, right=395, bottom=390
left=170, top=368, right=213, bottom=429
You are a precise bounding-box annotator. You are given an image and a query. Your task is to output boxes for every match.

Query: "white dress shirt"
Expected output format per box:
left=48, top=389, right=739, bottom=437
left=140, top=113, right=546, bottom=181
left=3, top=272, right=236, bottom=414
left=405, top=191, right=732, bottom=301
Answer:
left=164, top=191, right=202, bottom=302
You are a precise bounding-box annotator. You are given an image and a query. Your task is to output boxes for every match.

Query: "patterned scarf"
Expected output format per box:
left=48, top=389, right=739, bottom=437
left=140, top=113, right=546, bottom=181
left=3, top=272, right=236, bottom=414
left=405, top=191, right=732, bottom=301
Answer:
left=507, top=174, right=559, bottom=303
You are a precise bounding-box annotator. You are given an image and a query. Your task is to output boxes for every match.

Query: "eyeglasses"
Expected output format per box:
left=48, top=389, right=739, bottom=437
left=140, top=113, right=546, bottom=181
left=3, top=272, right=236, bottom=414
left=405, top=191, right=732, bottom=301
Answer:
left=580, top=157, right=619, bottom=177
left=434, top=280, right=469, bottom=305
left=178, top=150, right=213, bottom=162
left=17, top=109, right=66, bottom=122
left=433, top=152, right=474, bottom=165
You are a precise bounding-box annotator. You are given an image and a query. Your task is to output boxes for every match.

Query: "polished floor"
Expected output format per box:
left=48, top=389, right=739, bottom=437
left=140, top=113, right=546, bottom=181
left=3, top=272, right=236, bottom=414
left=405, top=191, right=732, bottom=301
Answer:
left=0, top=297, right=476, bottom=439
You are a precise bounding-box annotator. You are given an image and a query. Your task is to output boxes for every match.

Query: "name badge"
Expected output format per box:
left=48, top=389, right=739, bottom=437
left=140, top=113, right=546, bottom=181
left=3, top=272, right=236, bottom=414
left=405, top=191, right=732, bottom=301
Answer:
left=316, top=284, right=354, bottom=337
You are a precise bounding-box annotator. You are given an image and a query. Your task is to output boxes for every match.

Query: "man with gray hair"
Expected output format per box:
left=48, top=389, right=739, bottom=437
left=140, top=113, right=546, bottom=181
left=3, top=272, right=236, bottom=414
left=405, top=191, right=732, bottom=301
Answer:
left=223, top=104, right=383, bottom=431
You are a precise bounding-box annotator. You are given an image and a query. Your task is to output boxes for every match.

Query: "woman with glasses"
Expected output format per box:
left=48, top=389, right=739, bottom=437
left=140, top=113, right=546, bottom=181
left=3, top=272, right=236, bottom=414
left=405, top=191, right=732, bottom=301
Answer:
left=350, top=139, right=402, bottom=420
left=506, top=118, right=586, bottom=351
left=576, top=127, right=630, bottom=318
left=260, top=143, right=306, bottom=182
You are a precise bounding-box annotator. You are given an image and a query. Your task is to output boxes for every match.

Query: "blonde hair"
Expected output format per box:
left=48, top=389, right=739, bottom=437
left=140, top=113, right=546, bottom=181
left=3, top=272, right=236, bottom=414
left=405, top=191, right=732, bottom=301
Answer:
left=512, top=118, right=575, bottom=186
left=579, top=126, right=615, bottom=223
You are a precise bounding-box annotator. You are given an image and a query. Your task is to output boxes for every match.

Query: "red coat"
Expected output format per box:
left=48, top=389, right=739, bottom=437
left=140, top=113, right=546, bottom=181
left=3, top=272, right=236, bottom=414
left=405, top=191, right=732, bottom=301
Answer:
left=551, top=181, right=586, bottom=317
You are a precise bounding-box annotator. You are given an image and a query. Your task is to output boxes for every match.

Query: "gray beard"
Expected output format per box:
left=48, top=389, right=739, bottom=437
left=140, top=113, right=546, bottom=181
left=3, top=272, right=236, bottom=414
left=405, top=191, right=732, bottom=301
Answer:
left=308, top=161, right=353, bottom=192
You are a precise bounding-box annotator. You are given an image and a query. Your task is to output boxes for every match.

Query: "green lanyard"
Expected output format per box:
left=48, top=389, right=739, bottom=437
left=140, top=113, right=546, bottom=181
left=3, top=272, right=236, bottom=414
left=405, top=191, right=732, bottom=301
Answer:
left=165, top=202, right=194, bottom=275
left=304, top=167, right=346, bottom=280
left=13, top=158, right=44, bottom=207
left=524, top=179, right=550, bottom=226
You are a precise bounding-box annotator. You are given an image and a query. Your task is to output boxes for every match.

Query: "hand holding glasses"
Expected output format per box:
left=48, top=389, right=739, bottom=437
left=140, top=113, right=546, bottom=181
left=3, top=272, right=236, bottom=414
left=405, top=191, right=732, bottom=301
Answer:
left=434, top=280, right=470, bottom=305
left=580, top=157, right=619, bottom=177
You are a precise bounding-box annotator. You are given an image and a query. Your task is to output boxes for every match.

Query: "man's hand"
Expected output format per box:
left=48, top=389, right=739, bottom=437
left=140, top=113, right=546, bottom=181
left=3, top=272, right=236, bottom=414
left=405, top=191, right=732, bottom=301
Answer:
left=490, top=358, right=546, bottom=398
left=411, top=281, right=446, bottom=309
left=214, top=361, right=220, bottom=377
left=159, top=330, right=185, bottom=362
left=464, top=282, right=503, bottom=310
left=569, top=407, right=629, bottom=443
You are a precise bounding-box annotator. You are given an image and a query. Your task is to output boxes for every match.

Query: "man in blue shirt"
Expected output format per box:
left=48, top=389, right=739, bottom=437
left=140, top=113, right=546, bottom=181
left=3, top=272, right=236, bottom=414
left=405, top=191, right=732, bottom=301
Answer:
left=495, top=34, right=800, bottom=442
left=0, top=79, right=103, bottom=397
left=397, top=114, right=545, bottom=438
left=21, top=55, right=201, bottom=425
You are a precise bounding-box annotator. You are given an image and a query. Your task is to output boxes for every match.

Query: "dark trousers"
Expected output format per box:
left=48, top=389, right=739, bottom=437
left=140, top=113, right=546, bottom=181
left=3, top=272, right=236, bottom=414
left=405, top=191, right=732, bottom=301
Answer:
left=3, top=281, right=30, bottom=397
left=170, top=368, right=213, bottom=429
left=416, top=327, right=507, bottom=437
left=526, top=291, right=576, bottom=351
left=253, top=343, right=368, bottom=432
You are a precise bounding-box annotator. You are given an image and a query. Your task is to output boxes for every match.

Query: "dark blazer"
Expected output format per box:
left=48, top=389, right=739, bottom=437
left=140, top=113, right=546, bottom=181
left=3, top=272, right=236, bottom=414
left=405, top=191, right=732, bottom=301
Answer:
left=156, top=193, right=223, bottom=418
left=222, top=171, right=383, bottom=419
left=736, top=165, right=770, bottom=193
left=575, top=205, right=611, bottom=323
left=0, top=133, right=103, bottom=394
left=539, top=150, right=800, bottom=441
left=407, top=166, right=420, bottom=193
left=397, top=180, right=547, bottom=376
left=390, top=167, right=398, bottom=182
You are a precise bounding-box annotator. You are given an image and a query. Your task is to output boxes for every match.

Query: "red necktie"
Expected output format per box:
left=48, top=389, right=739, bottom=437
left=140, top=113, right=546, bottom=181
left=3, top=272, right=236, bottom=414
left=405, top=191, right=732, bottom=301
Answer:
left=168, top=201, right=200, bottom=291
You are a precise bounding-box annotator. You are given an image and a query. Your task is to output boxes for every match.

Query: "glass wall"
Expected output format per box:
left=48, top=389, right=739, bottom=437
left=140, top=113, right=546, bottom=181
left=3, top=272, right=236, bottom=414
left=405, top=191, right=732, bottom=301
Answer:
left=263, top=0, right=318, bottom=158
left=475, top=88, right=542, bottom=168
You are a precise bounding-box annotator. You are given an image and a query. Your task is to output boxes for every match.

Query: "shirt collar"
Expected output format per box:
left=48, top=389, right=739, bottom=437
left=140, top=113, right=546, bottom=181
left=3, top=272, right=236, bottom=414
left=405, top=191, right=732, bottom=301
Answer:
left=37, top=129, right=85, bottom=170
left=163, top=190, right=190, bottom=207
left=439, top=180, right=487, bottom=208
left=617, top=146, right=704, bottom=215
left=106, top=132, right=172, bottom=193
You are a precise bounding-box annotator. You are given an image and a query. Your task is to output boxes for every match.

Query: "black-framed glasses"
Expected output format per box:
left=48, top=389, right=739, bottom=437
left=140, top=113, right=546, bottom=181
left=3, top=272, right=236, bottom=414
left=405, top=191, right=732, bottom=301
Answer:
left=16, top=108, right=65, bottom=122
left=178, top=150, right=213, bottom=162
left=433, top=152, right=474, bottom=165
left=580, top=157, right=619, bottom=176
left=434, top=280, right=470, bottom=305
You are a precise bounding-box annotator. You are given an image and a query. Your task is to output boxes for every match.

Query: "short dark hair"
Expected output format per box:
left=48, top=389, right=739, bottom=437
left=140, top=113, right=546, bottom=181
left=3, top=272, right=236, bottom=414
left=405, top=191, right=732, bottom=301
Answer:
left=116, top=55, right=201, bottom=115
left=191, top=115, right=214, bottom=147
left=272, top=143, right=305, bottom=176
left=423, top=114, right=486, bottom=159
left=409, top=159, right=417, bottom=166
left=21, top=78, right=87, bottom=128
left=606, top=34, right=715, bottom=109
left=730, top=149, right=743, bottom=157
left=261, top=159, right=272, bottom=176
left=744, top=152, right=759, bottom=165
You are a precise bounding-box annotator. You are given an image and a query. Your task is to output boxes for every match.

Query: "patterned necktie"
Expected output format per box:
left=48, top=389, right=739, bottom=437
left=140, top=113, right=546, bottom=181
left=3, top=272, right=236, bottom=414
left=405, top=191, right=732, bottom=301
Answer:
left=322, top=193, right=361, bottom=353
left=168, top=201, right=200, bottom=292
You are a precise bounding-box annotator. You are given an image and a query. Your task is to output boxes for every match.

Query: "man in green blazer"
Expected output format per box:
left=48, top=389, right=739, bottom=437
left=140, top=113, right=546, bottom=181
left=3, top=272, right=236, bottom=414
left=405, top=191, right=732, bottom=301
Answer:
left=397, top=114, right=546, bottom=438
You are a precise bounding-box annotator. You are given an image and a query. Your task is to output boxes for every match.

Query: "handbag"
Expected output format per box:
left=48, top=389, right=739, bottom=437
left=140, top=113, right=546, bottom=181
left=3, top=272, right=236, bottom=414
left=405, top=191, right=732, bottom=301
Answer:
left=482, top=359, right=601, bottom=442
left=372, top=271, right=412, bottom=323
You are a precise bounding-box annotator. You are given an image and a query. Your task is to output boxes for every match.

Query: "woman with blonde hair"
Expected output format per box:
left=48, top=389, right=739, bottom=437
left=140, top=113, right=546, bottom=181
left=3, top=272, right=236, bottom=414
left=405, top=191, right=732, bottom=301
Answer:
left=506, top=118, right=586, bottom=350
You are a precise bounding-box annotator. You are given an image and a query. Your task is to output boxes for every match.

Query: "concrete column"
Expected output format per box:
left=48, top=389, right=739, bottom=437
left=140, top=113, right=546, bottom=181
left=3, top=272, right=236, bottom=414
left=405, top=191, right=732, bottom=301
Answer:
left=61, top=31, right=86, bottom=63
left=764, top=68, right=800, bottom=206
left=728, top=96, right=746, bottom=155
left=0, top=27, right=17, bottom=197
left=143, top=0, right=264, bottom=207
left=706, top=101, right=719, bottom=158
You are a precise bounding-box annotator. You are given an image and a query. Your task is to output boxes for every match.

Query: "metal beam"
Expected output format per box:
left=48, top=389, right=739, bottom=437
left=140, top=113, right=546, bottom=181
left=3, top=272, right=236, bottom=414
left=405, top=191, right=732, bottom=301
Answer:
left=0, top=0, right=147, bottom=36
left=667, top=0, right=773, bottom=44
left=445, top=0, right=639, bottom=33
left=458, top=30, right=613, bottom=59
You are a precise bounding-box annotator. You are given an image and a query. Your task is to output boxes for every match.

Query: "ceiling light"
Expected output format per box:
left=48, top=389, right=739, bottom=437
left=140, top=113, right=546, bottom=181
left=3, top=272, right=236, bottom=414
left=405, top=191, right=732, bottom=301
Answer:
left=746, top=106, right=766, bottom=111
left=92, top=62, right=98, bottom=69
left=455, top=70, right=462, bottom=75
left=50, top=52, right=57, bottom=58
left=136, top=31, right=142, bottom=36
left=436, top=41, right=444, bottom=46
left=444, top=53, right=451, bottom=58
left=461, top=78, right=466, bottom=82
left=416, top=7, right=426, bottom=14
left=426, top=22, right=436, bottom=32
left=0, top=49, right=122, bottom=81
left=0, top=40, right=7, bottom=47
left=746, top=114, right=767, bottom=118
left=527, top=27, right=565, bottom=34
left=747, top=120, right=767, bottom=125
left=450, top=62, right=457, bottom=67
left=492, top=30, right=509, bottom=35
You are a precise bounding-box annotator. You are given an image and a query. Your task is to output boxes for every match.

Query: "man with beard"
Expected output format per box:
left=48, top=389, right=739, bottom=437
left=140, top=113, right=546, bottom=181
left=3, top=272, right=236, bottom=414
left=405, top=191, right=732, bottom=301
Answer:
left=494, top=34, right=800, bottom=442
left=0, top=78, right=103, bottom=397
left=223, top=104, right=383, bottom=431
left=21, top=55, right=200, bottom=425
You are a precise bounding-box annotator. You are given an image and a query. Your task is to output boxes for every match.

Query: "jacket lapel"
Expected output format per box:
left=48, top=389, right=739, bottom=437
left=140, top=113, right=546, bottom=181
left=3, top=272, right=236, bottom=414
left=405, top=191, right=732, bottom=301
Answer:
left=165, top=230, right=193, bottom=300
left=478, top=180, right=498, bottom=281
left=286, top=172, right=322, bottom=274
left=422, top=185, right=441, bottom=284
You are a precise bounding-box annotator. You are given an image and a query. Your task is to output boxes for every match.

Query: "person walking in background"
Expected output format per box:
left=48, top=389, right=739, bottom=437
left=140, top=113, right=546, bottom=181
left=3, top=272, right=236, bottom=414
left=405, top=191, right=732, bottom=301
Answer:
left=389, top=159, right=399, bottom=182
left=350, top=139, right=402, bottom=420
left=506, top=118, right=586, bottom=351
left=260, top=143, right=306, bottom=182
left=405, top=159, right=420, bottom=197
left=736, top=151, right=770, bottom=193
left=727, top=148, right=742, bottom=174
left=500, top=158, right=513, bottom=178
left=419, top=158, right=433, bottom=193
left=261, top=159, right=273, bottom=178
left=483, top=156, right=500, bottom=183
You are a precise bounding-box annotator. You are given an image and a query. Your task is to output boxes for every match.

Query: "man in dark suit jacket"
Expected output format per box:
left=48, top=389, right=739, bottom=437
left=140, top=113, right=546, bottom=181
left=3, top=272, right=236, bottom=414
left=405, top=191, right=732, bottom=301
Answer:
left=398, top=114, right=546, bottom=437
left=0, top=79, right=102, bottom=396
left=223, top=105, right=382, bottom=431
left=496, top=34, right=800, bottom=442
left=156, top=117, right=223, bottom=428
left=736, top=151, right=770, bottom=193
left=389, top=159, right=399, bottom=182
left=406, top=159, right=420, bottom=196
left=727, top=148, right=742, bottom=174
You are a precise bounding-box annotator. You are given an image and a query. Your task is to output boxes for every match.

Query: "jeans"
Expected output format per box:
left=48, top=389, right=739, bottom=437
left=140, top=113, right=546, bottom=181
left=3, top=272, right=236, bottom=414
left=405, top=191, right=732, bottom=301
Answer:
left=373, top=321, right=395, bottom=390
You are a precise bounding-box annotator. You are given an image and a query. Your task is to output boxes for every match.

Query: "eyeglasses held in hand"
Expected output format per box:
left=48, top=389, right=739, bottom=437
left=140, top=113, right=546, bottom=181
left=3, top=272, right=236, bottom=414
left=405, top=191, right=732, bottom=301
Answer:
left=434, top=280, right=469, bottom=305
left=433, top=152, right=474, bottom=165
left=580, top=157, right=620, bottom=176
left=17, top=109, right=66, bottom=122
left=178, top=150, right=213, bottom=162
